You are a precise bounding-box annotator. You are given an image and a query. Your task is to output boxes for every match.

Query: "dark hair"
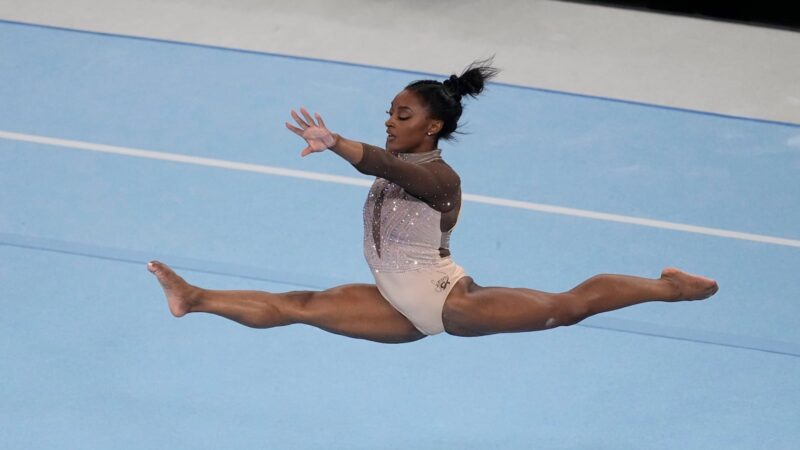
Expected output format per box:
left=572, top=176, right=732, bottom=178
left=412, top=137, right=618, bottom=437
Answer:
left=405, top=57, right=499, bottom=141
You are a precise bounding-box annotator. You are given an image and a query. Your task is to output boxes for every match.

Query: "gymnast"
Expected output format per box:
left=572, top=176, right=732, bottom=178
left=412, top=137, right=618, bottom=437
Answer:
left=148, top=59, right=718, bottom=344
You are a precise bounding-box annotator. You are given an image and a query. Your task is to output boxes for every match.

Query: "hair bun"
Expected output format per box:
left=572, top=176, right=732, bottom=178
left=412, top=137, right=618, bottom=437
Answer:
left=403, top=58, right=499, bottom=142
left=442, top=57, right=499, bottom=101
left=443, top=74, right=463, bottom=99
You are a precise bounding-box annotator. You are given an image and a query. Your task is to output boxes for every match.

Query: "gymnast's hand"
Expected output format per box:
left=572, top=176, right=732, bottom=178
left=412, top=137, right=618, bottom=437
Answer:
left=285, top=107, right=338, bottom=157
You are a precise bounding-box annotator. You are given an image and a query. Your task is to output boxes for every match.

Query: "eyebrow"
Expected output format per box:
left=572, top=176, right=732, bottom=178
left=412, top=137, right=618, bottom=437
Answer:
left=390, top=104, right=413, bottom=112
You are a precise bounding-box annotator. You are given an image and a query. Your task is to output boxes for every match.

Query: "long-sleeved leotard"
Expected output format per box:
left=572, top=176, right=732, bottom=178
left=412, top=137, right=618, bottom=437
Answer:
left=352, top=144, right=467, bottom=335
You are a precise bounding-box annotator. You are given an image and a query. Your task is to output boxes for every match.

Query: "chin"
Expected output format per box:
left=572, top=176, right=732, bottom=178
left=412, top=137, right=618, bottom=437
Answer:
left=386, top=139, right=403, bottom=152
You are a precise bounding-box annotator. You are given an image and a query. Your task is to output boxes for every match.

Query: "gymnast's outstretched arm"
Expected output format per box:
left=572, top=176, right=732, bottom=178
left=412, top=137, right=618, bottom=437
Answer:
left=284, top=108, right=459, bottom=212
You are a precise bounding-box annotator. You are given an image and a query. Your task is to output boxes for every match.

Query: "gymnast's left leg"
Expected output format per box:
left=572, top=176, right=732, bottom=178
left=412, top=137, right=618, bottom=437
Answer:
left=441, top=267, right=718, bottom=337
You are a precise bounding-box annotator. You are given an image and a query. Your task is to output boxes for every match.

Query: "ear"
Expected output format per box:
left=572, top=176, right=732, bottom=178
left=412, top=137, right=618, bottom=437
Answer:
left=428, top=119, right=444, bottom=136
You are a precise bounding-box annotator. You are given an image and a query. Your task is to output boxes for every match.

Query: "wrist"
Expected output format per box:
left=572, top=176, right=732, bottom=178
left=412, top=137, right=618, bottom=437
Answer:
left=326, top=133, right=340, bottom=149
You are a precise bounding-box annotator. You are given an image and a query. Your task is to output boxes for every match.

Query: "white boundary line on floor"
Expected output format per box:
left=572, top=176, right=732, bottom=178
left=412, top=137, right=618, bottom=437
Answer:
left=3, top=129, right=799, bottom=249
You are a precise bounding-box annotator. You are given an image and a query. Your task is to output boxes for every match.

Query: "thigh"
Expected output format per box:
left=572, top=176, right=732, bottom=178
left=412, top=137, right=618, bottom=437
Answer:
left=302, top=283, right=427, bottom=344
left=443, top=277, right=571, bottom=336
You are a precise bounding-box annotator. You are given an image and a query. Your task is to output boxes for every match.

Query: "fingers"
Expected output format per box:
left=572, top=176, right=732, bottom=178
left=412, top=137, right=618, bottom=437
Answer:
left=285, top=122, right=304, bottom=136
left=290, top=107, right=326, bottom=129
left=315, top=112, right=326, bottom=129
left=300, top=108, right=316, bottom=127
left=291, top=109, right=310, bottom=129
left=287, top=108, right=329, bottom=155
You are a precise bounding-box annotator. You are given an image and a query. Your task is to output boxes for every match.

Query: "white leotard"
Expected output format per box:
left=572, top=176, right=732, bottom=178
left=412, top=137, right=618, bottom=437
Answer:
left=353, top=145, right=467, bottom=335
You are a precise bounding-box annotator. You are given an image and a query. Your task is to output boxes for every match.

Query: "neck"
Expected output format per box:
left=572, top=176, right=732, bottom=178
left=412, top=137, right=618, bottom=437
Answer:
left=392, top=142, right=439, bottom=156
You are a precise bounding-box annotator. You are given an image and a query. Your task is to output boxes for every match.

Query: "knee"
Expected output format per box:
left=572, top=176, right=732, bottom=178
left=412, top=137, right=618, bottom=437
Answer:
left=550, top=292, right=591, bottom=327
left=282, top=290, right=320, bottom=325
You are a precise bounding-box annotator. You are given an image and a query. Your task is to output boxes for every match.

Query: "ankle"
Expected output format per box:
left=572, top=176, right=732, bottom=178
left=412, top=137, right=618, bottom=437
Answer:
left=659, top=276, right=682, bottom=301
left=183, top=285, right=205, bottom=313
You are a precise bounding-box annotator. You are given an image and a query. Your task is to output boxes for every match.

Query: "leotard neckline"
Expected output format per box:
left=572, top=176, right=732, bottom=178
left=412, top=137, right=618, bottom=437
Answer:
left=396, top=149, right=442, bottom=164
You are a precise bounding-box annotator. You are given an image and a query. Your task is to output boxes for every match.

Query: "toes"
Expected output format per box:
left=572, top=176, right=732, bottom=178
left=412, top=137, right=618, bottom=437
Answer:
left=661, top=267, right=719, bottom=301
left=147, top=261, right=170, bottom=275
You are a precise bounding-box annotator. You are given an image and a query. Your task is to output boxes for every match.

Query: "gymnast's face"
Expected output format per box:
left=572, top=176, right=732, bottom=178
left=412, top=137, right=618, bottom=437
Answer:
left=385, top=89, right=443, bottom=153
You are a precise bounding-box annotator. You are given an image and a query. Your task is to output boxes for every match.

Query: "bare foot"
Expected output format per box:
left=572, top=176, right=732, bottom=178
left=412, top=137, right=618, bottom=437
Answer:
left=147, top=261, right=199, bottom=317
left=661, top=267, right=719, bottom=301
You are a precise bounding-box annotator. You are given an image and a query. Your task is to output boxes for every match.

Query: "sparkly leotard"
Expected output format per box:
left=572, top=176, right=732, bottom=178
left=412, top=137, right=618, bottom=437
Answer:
left=353, top=144, right=466, bottom=335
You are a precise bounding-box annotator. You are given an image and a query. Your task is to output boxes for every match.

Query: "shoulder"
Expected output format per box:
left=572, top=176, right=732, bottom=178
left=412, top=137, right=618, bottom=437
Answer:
left=421, top=159, right=461, bottom=208
left=426, top=158, right=461, bottom=186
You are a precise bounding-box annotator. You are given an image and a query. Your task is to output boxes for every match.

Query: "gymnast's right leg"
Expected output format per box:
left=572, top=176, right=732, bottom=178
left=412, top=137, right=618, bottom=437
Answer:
left=147, top=261, right=426, bottom=344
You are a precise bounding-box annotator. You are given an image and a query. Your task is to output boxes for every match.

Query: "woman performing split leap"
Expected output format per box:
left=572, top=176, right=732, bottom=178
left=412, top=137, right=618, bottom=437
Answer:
left=148, top=59, right=718, bottom=344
